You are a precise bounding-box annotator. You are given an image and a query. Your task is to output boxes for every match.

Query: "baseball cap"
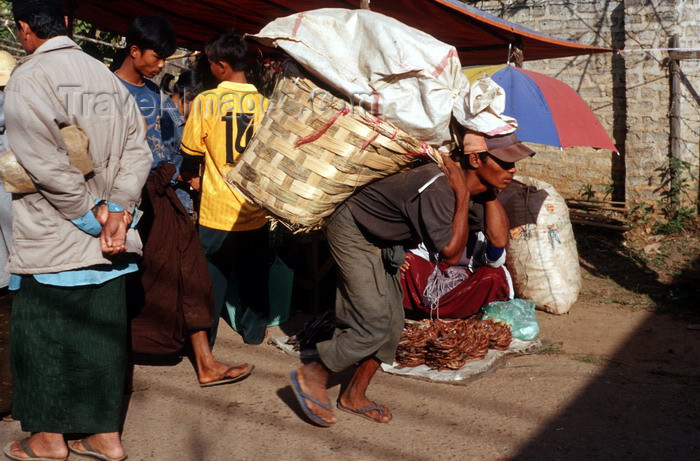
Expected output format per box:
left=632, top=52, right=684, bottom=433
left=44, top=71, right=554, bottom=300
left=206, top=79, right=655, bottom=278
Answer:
left=463, top=130, right=535, bottom=163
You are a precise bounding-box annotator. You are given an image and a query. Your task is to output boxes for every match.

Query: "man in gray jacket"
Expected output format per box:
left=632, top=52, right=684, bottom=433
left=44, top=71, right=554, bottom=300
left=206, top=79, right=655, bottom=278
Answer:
left=3, top=1, right=152, bottom=460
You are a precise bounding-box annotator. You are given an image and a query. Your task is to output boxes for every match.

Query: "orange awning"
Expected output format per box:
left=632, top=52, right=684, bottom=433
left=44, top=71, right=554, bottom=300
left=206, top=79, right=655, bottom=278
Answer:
left=71, top=0, right=611, bottom=64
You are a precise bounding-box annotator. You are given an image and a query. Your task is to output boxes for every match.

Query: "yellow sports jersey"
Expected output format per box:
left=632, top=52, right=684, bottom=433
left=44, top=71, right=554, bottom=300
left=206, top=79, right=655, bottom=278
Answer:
left=180, top=81, right=268, bottom=231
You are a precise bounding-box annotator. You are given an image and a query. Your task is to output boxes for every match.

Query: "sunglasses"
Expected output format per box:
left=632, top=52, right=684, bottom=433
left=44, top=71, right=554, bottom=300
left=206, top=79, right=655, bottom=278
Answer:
left=450, top=148, right=515, bottom=170
left=486, top=152, right=515, bottom=170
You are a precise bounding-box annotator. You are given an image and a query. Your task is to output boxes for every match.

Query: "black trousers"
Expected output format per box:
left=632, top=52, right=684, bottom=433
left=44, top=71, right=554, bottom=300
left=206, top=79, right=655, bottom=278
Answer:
left=199, top=224, right=270, bottom=345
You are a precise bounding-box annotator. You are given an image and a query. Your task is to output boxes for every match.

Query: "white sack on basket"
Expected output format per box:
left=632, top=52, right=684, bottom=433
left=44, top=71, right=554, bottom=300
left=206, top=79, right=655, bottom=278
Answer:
left=251, top=8, right=516, bottom=146
left=503, top=176, right=581, bottom=314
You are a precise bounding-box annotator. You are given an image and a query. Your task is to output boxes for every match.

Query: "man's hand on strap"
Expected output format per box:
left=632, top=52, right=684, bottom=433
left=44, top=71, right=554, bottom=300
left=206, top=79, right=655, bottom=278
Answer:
left=439, top=154, right=469, bottom=202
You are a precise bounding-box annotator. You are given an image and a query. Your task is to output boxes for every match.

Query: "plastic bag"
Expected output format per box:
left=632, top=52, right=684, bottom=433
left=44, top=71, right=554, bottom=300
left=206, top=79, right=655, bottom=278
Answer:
left=481, top=299, right=539, bottom=340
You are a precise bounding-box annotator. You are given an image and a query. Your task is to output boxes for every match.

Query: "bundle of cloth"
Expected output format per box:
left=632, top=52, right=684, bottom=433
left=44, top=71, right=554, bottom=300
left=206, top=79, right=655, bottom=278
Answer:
left=251, top=7, right=517, bottom=147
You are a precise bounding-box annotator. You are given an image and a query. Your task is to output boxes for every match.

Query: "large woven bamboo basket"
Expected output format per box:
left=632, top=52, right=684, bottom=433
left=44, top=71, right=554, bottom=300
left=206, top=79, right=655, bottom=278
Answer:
left=226, top=74, right=441, bottom=231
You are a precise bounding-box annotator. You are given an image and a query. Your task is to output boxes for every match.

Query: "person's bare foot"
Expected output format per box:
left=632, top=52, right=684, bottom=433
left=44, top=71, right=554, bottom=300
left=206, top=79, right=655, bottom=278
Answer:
left=294, top=362, right=337, bottom=425
left=337, top=395, right=392, bottom=423
left=198, top=362, right=251, bottom=385
left=70, top=433, right=125, bottom=460
left=190, top=330, right=252, bottom=384
left=336, top=357, right=390, bottom=422
left=8, top=433, right=68, bottom=460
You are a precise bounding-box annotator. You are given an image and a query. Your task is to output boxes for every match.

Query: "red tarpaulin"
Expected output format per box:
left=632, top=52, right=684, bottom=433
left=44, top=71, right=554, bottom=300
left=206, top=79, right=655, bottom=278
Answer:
left=69, top=0, right=611, bottom=64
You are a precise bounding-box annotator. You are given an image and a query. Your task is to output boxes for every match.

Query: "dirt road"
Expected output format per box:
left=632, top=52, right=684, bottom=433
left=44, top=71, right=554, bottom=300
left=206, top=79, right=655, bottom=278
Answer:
left=1, top=237, right=699, bottom=460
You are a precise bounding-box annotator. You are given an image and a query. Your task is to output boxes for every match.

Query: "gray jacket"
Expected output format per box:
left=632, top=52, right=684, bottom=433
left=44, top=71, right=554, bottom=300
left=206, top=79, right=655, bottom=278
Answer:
left=5, top=36, right=152, bottom=274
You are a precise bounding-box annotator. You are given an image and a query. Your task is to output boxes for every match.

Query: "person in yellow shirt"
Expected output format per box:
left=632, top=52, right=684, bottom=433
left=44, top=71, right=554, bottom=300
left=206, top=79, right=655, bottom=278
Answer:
left=180, top=30, right=269, bottom=345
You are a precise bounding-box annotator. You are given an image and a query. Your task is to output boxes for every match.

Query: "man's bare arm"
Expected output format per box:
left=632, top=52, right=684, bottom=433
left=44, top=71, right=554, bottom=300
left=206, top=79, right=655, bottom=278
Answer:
left=438, top=155, right=470, bottom=265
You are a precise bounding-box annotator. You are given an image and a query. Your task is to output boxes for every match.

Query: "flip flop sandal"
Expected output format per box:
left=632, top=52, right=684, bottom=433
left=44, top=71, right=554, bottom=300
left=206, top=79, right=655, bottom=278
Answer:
left=200, top=365, right=255, bottom=388
left=68, top=439, right=127, bottom=461
left=3, top=439, right=67, bottom=461
left=290, top=370, right=334, bottom=427
left=336, top=400, right=390, bottom=423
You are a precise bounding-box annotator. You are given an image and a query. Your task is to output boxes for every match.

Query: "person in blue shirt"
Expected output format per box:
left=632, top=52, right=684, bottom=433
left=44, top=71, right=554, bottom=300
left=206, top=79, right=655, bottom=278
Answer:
left=115, top=16, right=251, bottom=387
left=160, top=70, right=204, bottom=216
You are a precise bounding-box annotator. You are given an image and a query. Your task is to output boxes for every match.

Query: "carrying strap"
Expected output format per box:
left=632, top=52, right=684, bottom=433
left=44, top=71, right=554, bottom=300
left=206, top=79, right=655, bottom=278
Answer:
left=417, top=172, right=445, bottom=194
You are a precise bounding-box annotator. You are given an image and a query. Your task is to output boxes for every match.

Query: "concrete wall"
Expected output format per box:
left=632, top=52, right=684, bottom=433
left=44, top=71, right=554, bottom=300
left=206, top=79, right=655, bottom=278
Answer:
left=467, top=0, right=700, bottom=206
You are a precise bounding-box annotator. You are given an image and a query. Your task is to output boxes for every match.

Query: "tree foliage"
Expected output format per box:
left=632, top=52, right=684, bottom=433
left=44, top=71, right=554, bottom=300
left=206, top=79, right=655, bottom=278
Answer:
left=0, top=0, right=122, bottom=62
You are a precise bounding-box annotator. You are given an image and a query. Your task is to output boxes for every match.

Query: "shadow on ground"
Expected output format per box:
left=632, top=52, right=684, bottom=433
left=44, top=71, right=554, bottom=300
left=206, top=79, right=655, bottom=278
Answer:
left=513, top=227, right=700, bottom=460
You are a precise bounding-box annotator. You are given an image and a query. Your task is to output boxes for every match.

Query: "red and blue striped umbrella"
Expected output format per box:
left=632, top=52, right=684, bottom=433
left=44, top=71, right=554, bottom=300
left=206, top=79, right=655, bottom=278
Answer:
left=464, top=64, right=617, bottom=152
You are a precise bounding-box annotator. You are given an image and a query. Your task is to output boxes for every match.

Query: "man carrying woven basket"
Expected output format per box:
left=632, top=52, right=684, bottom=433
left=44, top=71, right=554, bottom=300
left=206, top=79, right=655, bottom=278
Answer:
left=291, top=129, right=534, bottom=426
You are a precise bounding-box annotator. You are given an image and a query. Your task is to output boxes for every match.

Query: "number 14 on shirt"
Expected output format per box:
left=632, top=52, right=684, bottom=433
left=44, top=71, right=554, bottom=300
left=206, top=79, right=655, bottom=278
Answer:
left=221, top=111, right=254, bottom=164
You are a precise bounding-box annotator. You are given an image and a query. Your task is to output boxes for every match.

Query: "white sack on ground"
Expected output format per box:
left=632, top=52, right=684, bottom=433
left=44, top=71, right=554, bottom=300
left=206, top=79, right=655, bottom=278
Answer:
left=503, top=176, right=581, bottom=314
left=251, top=8, right=516, bottom=146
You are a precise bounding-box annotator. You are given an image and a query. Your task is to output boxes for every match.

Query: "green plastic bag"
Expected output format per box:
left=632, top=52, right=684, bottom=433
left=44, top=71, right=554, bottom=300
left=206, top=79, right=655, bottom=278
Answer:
left=482, top=299, right=539, bottom=340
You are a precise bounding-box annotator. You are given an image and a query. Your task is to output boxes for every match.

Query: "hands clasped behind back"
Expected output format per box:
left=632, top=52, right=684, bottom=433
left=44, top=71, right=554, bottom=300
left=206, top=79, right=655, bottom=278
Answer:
left=93, top=204, right=131, bottom=255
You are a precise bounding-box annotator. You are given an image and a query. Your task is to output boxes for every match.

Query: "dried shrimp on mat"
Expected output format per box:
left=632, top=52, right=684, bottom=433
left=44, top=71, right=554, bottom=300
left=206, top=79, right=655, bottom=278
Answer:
left=395, top=318, right=512, bottom=370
